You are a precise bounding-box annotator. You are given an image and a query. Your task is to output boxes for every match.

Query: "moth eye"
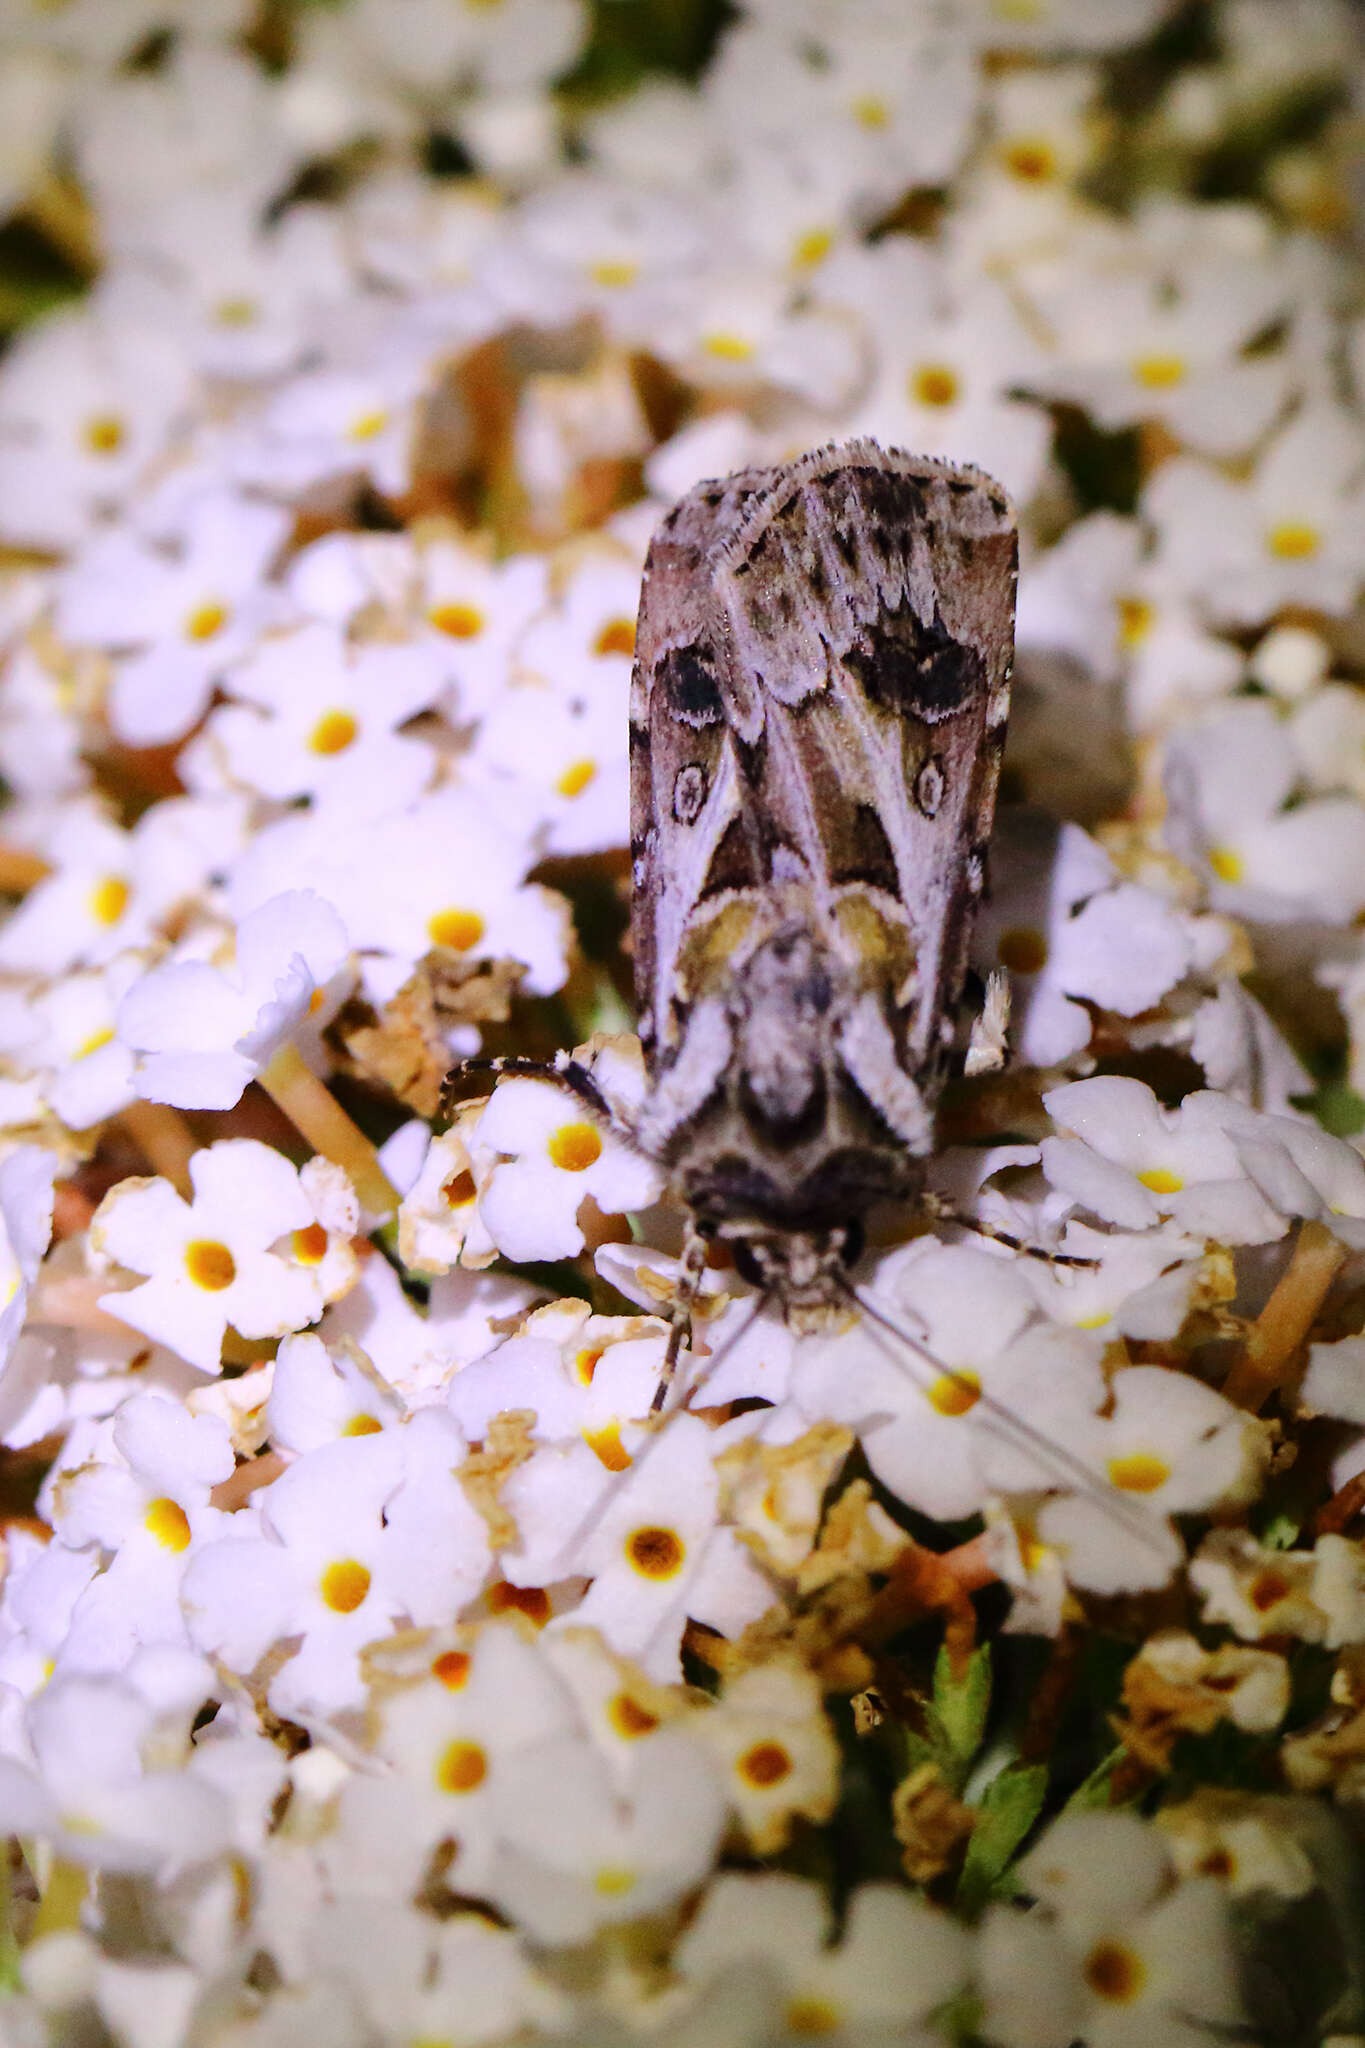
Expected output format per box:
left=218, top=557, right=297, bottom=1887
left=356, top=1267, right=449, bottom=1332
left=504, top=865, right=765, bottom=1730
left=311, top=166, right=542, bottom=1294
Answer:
left=658, top=643, right=724, bottom=727
left=672, top=763, right=708, bottom=824
left=914, top=756, right=946, bottom=818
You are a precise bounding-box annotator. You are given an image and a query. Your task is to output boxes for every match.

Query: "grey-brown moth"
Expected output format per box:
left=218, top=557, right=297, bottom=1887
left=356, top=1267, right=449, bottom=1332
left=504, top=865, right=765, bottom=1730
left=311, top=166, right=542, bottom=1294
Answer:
left=626, top=438, right=1015, bottom=1355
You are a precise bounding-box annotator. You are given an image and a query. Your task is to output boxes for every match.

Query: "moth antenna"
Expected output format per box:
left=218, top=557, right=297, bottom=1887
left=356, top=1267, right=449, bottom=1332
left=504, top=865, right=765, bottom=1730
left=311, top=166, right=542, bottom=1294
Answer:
left=437, top=1052, right=668, bottom=1173
left=844, top=1279, right=1172, bottom=1561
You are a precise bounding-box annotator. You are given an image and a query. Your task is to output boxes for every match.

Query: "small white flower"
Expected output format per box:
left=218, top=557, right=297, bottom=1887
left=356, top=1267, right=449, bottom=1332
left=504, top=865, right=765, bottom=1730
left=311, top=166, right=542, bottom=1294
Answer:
left=484, top=1723, right=727, bottom=1944
left=115, top=891, right=351, bottom=1111
left=471, top=1074, right=663, bottom=1264
left=677, top=1872, right=970, bottom=2039
left=202, top=623, right=444, bottom=818
left=92, top=1140, right=329, bottom=1374
left=53, top=489, right=290, bottom=747
left=980, top=1812, right=1244, bottom=2048
left=0, top=1674, right=229, bottom=1876
left=1145, top=400, right=1365, bottom=625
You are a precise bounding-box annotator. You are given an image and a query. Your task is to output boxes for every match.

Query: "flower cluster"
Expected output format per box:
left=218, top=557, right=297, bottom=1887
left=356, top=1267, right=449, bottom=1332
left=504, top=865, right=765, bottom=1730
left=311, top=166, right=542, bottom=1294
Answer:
left=0, top=0, right=1363, bottom=2042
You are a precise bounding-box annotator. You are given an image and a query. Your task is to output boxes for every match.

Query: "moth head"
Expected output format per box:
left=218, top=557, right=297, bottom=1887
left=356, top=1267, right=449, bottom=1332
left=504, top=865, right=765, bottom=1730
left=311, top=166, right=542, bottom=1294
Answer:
left=716, top=1218, right=863, bottom=1324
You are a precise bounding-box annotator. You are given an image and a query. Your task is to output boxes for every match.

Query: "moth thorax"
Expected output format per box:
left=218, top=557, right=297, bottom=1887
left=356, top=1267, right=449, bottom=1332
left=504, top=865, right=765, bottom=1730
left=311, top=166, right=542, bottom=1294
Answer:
left=722, top=1221, right=861, bottom=1329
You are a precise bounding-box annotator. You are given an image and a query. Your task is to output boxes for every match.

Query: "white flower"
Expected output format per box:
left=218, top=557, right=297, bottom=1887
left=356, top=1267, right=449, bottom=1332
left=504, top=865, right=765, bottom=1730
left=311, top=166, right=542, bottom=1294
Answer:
left=794, top=1239, right=1103, bottom=1522
left=980, top=1812, right=1244, bottom=2048
left=0, top=1674, right=228, bottom=1876
left=1145, top=401, right=1365, bottom=624
left=0, top=1147, right=56, bottom=1376
left=823, top=240, right=1053, bottom=503
left=1039, top=1076, right=1353, bottom=1241
left=91, top=1140, right=329, bottom=1375
left=235, top=790, right=570, bottom=1010
left=115, top=891, right=351, bottom=1111
left=200, top=623, right=444, bottom=818
left=182, top=1431, right=411, bottom=1718
left=972, top=811, right=1200, bottom=1065
left=471, top=1074, right=663, bottom=1264
left=53, top=489, right=290, bottom=747
left=335, top=1622, right=579, bottom=1901
left=1163, top=699, right=1365, bottom=923
left=0, top=277, right=195, bottom=550
left=677, top=1872, right=970, bottom=2039
left=483, top=1723, right=727, bottom=1944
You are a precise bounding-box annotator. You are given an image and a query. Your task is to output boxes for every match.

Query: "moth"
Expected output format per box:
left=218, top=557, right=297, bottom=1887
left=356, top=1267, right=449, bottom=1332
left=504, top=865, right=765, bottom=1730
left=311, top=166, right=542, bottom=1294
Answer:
left=623, top=437, right=1016, bottom=1385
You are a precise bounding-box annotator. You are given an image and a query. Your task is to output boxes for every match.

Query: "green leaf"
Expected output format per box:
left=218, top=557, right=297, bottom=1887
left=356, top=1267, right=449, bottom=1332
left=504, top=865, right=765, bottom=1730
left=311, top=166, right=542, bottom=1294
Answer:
left=1060, top=1745, right=1128, bottom=1815
left=956, top=1763, right=1048, bottom=1916
left=931, top=1643, right=992, bottom=1779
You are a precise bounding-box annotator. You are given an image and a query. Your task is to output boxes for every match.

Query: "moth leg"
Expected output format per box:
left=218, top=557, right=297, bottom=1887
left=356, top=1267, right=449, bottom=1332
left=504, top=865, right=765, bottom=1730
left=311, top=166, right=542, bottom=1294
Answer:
left=921, top=1192, right=1098, bottom=1270
left=439, top=1053, right=615, bottom=1126
left=651, top=1224, right=709, bottom=1415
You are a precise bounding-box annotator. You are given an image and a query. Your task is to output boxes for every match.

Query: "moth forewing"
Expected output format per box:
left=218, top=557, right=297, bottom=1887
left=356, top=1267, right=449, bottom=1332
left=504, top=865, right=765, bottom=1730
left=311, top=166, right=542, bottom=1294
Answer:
left=628, top=438, right=1017, bottom=1321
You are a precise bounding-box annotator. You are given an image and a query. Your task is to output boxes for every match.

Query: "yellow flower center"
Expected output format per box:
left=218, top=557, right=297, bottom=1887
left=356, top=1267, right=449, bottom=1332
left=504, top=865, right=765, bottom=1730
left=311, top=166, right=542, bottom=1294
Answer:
left=555, top=758, right=597, bottom=799
left=320, top=1559, right=371, bottom=1614
left=143, top=1497, right=191, bottom=1552
left=548, top=1122, right=602, bottom=1172
left=428, top=601, right=485, bottom=639
left=1137, top=1167, right=1183, bottom=1195
left=785, top=1996, right=843, bottom=2036
left=432, top=1649, right=471, bottom=1689
left=1084, top=1939, right=1147, bottom=2005
left=702, top=331, right=755, bottom=362
left=626, top=1525, right=686, bottom=1579
left=348, top=408, right=389, bottom=442
left=427, top=908, right=485, bottom=952
left=82, top=413, right=126, bottom=455
left=593, top=616, right=636, bottom=658
left=1207, top=846, right=1244, bottom=884
left=74, top=1026, right=114, bottom=1061
left=590, top=258, right=639, bottom=288
left=1267, top=521, right=1320, bottom=560
left=437, top=1740, right=487, bottom=1794
left=1249, top=1568, right=1292, bottom=1612
left=997, top=925, right=1049, bottom=974
left=185, top=1240, right=236, bottom=1292
left=584, top=1424, right=631, bottom=1472
left=1116, top=594, right=1155, bottom=649
left=1002, top=138, right=1057, bottom=182
left=487, top=1581, right=551, bottom=1626
left=184, top=600, right=229, bottom=642
left=291, top=1223, right=328, bottom=1265
left=607, top=1692, right=659, bottom=1739
left=89, top=876, right=129, bottom=928
left=343, top=1413, right=383, bottom=1437
left=1107, top=1451, right=1170, bottom=1494
left=852, top=94, right=889, bottom=129
left=593, top=1865, right=637, bottom=1897
left=738, top=1740, right=793, bottom=1787
left=1133, top=352, right=1187, bottom=389
left=910, top=362, right=960, bottom=408
left=308, top=709, right=358, bottom=756
left=213, top=296, right=258, bottom=327
left=929, top=1369, right=981, bottom=1419
left=793, top=227, right=833, bottom=269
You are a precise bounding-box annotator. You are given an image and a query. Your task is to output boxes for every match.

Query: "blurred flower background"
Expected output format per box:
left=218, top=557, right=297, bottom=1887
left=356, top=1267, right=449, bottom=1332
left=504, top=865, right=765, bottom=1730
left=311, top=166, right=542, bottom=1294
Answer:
left=0, top=0, right=1364, bottom=2042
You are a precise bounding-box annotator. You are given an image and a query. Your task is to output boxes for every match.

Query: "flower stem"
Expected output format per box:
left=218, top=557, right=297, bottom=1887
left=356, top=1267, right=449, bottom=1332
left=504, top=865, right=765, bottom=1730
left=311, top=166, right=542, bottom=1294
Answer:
left=1222, top=1218, right=1347, bottom=1411
left=258, top=1042, right=398, bottom=1217
left=117, top=1100, right=197, bottom=1198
